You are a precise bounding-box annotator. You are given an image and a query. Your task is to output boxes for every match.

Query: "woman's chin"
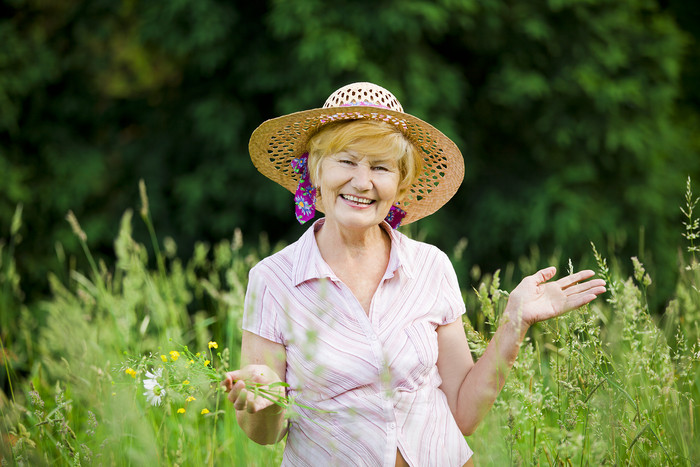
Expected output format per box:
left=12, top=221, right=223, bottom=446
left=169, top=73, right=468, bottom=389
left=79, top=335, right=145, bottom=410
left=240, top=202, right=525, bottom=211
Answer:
left=326, top=211, right=384, bottom=231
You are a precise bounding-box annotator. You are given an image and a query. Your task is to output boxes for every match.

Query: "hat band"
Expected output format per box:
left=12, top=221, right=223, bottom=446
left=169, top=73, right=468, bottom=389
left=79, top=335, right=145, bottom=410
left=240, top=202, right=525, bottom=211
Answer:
left=339, top=101, right=392, bottom=110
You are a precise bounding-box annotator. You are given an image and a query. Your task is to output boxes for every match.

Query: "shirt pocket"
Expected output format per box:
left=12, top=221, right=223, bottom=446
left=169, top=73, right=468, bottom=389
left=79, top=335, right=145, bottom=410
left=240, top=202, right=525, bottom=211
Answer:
left=403, top=321, right=439, bottom=369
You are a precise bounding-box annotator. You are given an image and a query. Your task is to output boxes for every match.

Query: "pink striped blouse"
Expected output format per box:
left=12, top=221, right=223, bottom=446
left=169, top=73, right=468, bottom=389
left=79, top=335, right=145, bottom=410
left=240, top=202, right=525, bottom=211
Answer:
left=242, top=219, right=473, bottom=466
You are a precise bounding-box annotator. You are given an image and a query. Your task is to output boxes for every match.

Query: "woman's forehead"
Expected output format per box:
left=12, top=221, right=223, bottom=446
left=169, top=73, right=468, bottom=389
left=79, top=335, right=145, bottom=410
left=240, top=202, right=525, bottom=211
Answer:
left=332, top=149, right=399, bottom=164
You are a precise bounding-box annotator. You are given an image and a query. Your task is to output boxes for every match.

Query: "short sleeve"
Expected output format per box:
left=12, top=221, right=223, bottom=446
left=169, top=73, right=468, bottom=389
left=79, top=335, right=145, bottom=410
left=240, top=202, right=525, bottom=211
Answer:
left=438, top=251, right=466, bottom=326
left=241, top=264, right=285, bottom=344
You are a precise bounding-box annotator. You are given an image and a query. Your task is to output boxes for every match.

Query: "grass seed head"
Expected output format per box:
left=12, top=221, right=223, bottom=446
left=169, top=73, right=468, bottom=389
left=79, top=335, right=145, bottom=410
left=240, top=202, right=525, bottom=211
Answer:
left=65, top=210, right=87, bottom=242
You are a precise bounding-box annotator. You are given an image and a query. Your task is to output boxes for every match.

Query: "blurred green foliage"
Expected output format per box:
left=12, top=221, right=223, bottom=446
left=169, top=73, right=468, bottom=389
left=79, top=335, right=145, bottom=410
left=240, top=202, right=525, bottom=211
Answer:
left=1, top=0, right=699, bottom=313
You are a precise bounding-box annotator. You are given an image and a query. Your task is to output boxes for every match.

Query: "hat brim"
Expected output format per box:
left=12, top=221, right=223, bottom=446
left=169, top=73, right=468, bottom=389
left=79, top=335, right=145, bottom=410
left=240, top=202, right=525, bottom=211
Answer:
left=248, top=105, right=464, bottom=225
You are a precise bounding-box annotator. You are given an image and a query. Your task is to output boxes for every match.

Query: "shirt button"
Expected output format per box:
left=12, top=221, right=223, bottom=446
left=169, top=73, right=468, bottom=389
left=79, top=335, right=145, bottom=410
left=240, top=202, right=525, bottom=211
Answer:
left=389, top=423, right=396, bottom=429
left=370, top=334, right=378, bottom=340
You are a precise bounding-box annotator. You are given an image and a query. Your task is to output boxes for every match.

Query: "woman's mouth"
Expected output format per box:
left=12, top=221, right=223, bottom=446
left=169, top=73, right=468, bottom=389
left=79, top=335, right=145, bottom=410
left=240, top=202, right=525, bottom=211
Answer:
left=341, top=194, right=374, bottom=206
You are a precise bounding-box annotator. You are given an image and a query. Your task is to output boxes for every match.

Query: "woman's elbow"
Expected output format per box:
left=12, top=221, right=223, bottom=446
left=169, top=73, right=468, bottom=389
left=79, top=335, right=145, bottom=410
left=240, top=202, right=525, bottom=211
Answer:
left=458, top=419, right=477, bottom=437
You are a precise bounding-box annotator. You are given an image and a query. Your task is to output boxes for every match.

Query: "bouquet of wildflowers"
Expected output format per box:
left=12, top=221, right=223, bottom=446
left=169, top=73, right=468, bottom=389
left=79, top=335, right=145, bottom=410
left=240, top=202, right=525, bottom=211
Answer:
left=119, top=341, right=299, bottom=417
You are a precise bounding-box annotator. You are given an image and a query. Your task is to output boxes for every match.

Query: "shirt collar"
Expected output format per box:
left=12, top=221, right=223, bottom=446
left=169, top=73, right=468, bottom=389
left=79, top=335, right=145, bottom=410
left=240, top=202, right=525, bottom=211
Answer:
left=292, top=218, right=414, bottom=286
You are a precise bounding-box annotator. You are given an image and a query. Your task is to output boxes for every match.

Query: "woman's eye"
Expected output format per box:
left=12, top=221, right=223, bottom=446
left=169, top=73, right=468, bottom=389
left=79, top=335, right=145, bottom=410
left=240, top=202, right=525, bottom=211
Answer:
left=339, top=159, right=354, bottom=165
left=372, top=166, right=388, bottom=171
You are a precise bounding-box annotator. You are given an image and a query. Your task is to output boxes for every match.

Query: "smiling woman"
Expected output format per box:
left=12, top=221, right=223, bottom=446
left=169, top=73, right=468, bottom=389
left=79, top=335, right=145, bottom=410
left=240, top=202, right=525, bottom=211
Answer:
left=221, top=82, right=606, bottom=467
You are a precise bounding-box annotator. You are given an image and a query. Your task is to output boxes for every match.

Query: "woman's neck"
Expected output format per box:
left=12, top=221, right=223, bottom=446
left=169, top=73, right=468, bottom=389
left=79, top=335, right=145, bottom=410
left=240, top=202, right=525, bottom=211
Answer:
left=314, top=220, right=389, bottom=266
left=314, top=219, right=392, bottom=314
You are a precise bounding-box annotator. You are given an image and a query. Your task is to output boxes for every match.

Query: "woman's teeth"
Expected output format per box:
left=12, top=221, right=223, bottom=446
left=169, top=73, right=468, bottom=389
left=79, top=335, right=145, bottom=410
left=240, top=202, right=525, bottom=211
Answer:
left=342, top=194, right=373, bottom=205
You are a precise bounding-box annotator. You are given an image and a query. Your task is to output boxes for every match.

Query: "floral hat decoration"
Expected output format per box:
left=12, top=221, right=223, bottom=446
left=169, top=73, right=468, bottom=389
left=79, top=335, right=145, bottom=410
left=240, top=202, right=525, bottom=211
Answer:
left=248, top=82, right=465, bottom=228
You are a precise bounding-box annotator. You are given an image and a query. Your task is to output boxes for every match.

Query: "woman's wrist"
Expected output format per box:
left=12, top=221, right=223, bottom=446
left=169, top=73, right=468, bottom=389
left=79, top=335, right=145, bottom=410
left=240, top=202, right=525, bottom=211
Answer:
left=501, top=301, right=531, bottom=341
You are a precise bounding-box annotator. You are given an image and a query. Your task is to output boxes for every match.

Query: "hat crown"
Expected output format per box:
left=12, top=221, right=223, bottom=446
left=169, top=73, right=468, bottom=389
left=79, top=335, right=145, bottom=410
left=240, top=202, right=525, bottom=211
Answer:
left=323, top=82, right=404, bottom=113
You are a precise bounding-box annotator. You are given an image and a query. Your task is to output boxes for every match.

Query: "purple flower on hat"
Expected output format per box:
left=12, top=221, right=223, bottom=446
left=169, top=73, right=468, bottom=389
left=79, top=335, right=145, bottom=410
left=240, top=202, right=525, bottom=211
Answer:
left=291, top=153, right=317, bottom=224
left=384, top=205, right=406, bottom=229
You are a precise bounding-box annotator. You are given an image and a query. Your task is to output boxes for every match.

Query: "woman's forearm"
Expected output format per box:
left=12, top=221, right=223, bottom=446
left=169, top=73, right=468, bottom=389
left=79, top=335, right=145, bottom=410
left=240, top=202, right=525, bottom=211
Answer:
left=453, top=267, right=605, bottom=435
left=236, top=403, right=288, bottom=445
left=454, top=308, right=529, bottom=435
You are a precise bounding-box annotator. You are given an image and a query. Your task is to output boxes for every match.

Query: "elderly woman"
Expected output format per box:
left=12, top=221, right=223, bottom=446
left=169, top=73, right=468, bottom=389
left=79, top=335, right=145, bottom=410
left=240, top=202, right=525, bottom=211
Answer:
left=222, top=83, right=606, bottom=466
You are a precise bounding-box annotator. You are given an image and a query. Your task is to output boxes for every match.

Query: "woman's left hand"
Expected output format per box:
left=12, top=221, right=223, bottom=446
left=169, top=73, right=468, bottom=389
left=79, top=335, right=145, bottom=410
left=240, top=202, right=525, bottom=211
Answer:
left=506, top=267, right=606, bottom=329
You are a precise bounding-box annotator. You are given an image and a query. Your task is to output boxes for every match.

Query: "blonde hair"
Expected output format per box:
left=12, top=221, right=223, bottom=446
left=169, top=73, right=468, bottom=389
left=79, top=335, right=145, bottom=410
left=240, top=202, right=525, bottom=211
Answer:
left=306, top=120, right=423, bottom=201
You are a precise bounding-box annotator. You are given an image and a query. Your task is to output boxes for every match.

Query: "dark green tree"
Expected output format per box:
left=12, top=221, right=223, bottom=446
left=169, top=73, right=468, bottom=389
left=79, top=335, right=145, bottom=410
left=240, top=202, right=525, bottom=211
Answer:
left=0, top=0, right=697, bottom=315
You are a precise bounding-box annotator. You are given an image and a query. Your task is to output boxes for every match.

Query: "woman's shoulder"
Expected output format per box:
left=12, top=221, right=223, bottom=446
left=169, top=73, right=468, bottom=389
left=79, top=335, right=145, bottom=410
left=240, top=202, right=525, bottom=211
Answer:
left=249, top=227, right=315, bottom=280
left=388, top=232, right=453, bottom=277
left=250, top=240, right=300, bottom=276
left=394, top=229, right=448, bottom=258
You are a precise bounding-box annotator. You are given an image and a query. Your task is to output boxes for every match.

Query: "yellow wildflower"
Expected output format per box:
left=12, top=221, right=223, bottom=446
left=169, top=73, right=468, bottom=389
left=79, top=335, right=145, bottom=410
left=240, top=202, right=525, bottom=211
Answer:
left=204, top=360, right=210, bottom=366
left=186, top=396, right=196, bottom=402
left=195, top=352, right=200, bottom=357
left=201, top=408, right=210, bottom=415
left=169, top=350, right=180, bottom=361
left=177, top=408, right=185, bottom=414
left=183, top=380, right=190, bottom=385
left=188, top=359, right=194, bottom=365
left=125, top=368, right=137, bottom=378
left=208, top=341, right=218, bottom=349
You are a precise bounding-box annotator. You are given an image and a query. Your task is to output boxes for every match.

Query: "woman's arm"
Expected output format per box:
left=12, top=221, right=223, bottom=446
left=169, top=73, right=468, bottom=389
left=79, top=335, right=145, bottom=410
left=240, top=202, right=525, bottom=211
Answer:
left=222, top=330, right=288, bottom=445
left=437, top=267, right=606, bottom=435
left=437, top=312, right=525, bottom=435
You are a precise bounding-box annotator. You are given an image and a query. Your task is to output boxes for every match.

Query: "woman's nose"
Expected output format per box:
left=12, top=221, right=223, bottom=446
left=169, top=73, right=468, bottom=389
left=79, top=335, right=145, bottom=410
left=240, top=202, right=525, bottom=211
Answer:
left=351, top=165, right=372, bottom=191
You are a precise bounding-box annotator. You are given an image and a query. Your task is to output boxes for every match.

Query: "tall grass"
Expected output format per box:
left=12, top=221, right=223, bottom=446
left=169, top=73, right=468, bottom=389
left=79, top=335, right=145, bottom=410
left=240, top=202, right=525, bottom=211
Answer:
left=464, top=178, right=700, bottom=465
left=1, top=179, right=699, bottom=465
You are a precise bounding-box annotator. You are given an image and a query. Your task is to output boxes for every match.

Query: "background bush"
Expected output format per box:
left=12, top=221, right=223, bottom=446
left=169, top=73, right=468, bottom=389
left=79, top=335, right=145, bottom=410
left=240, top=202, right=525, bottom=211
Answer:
left=1, top=0, right=699, bottom=309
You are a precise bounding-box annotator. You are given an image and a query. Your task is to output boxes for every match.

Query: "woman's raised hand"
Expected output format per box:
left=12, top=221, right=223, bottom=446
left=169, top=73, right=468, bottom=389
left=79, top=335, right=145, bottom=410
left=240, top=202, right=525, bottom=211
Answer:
left=506, top=267, right=606, bottom=329
left=221, top=364, right=285, bottom=414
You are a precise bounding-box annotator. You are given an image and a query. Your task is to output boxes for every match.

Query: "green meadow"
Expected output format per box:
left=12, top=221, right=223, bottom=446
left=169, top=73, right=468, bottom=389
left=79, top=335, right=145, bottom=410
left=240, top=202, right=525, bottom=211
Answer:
left=1, top=179, right=698, bottom=466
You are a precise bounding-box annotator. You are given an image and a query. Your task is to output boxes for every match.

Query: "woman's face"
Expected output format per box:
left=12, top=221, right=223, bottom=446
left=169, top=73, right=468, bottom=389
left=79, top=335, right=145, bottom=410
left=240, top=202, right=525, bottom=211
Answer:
left=317, top=150, right=400, bottom=232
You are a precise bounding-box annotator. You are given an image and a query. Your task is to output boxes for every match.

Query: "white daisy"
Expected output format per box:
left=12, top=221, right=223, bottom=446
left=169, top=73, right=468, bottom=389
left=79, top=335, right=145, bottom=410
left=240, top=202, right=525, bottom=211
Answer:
left=143, top=368, right=166, bottom=406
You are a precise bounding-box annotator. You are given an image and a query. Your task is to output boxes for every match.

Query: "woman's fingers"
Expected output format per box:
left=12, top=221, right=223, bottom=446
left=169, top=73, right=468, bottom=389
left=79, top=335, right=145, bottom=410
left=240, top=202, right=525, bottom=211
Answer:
left=247, top=388, right=270, bottom=413
left=555, top=270, right=597, bottom=289
left=558, top=279, right=606, bottom=312
left=227, top=378, right=246, bottom=404
left=533, top=267, right=557, bottom=285
left=222, top=364, right=283, bottom=413
left=531, top=268, right=605, bottom=292
left=565, top=293, right=599, bottom=310
left=221, top=376, right=232, bottom=392
left=221, top=370, right=240, bottom=392
left=232, top=386, right=274, bottom=413
left=561, top=278, right=607, bottom=296
left=233, top=387, right=248, bottom=411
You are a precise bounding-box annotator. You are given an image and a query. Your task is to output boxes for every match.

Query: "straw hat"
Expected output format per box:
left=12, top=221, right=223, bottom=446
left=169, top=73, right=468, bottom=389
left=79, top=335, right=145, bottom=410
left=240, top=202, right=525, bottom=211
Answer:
left=248, top=82, right=464, bottom=225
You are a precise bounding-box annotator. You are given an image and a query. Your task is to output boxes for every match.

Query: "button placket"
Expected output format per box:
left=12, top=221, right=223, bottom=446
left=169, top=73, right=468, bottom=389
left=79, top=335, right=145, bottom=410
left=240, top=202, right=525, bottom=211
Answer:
left=337, top=282, right=386, bottom=376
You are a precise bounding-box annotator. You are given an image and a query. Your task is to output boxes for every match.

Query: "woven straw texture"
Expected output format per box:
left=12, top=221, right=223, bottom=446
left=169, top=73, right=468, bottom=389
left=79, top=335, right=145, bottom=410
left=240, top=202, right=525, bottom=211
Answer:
left=248, top=83, right=464, bottom=225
